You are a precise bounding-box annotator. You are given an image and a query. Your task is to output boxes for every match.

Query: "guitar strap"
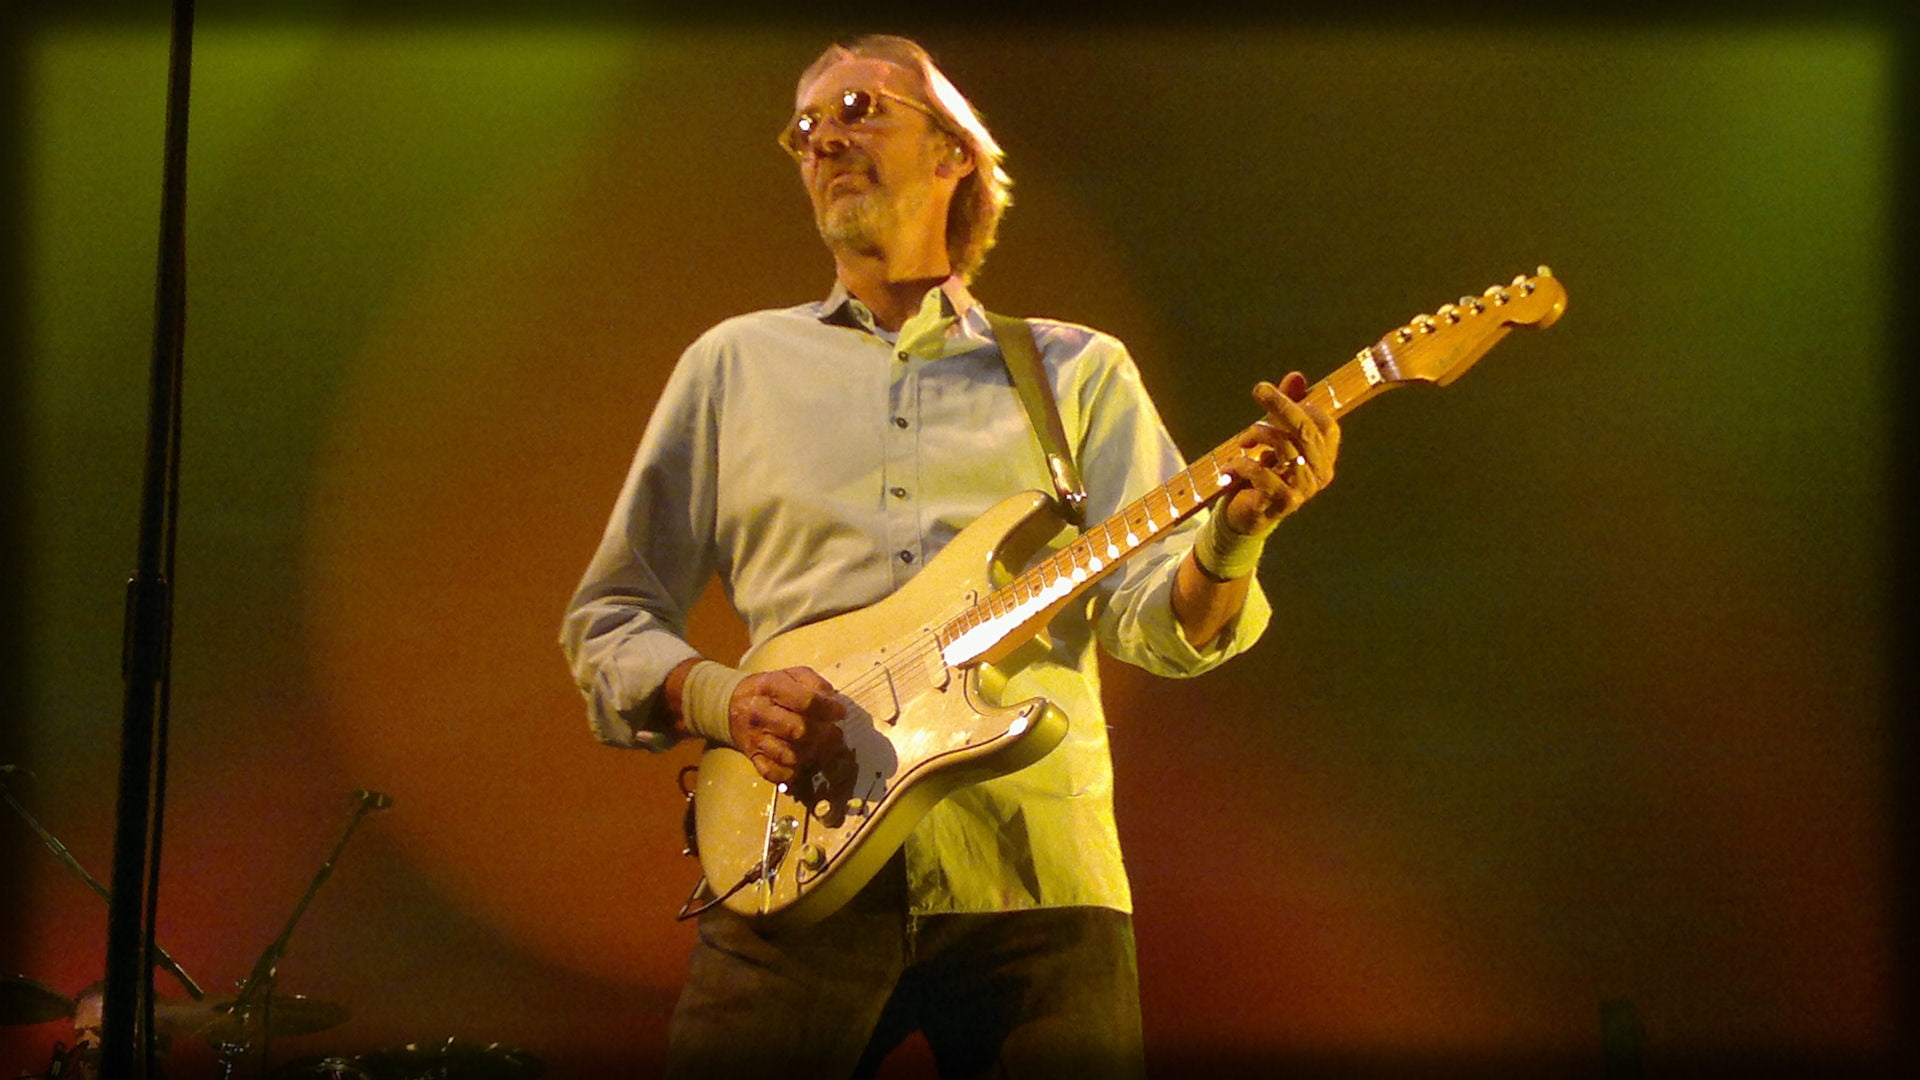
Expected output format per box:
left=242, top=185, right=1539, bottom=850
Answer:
left=985, top=312, right=1088, bottom=527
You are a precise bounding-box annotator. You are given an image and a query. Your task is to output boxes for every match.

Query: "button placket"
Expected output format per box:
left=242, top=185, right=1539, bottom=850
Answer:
left=883, top=349, right=923, bottom=585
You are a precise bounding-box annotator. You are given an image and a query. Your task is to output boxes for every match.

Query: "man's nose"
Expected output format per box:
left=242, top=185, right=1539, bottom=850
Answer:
left=807, top=125, right=852, bottom=159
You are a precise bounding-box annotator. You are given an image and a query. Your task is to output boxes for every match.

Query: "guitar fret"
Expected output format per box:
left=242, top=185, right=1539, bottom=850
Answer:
left=942, top=373, right=1352, bottom=663
left=1036, top=554, right=1061, bottom=589
left=998, top=584, right=1029, bottom=618
left=1375, top=340, right=1403, bottom=382
left=1146, top=491, right=1172, bottom=530
left=1183, top=465, right=1210, bottom=504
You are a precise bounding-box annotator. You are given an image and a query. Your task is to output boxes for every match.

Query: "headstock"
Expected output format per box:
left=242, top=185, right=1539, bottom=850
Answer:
left=1370, top=266, right=1566, bottom=387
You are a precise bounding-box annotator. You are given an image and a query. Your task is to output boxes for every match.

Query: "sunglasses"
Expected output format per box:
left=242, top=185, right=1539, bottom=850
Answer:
left=780, top=87, right=942, bottom=159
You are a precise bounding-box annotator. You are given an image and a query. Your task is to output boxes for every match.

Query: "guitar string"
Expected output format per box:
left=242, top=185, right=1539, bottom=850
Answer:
left=796, top=283, right=1543, bottom=709
left=763, top=294, right=1542, bottom=882
left=824, top=375, right=1360, bottom=708
left=749, top=290, right=1547, bottom=902
left=828, top=447, right=1243, bottom=710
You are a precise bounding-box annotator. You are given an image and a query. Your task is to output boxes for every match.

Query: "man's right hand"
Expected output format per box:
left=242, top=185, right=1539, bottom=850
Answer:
left=728, top=667, right=847, bottom=785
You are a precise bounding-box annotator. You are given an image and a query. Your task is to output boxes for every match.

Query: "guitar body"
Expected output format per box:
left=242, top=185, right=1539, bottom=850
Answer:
left=693, top=490, right=1072, bottom=930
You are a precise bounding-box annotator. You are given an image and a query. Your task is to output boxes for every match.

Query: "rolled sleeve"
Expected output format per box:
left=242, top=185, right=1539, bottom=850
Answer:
left=1059, top=330, right=1271, bottom=677
left=1100, top=524, right=1272, bottom=675
left=558, top=340, right=723, bottom=751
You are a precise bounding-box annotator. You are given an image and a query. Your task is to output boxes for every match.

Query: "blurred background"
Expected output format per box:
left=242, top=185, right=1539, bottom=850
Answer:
left=3, top=5, right=1904, bottom=1076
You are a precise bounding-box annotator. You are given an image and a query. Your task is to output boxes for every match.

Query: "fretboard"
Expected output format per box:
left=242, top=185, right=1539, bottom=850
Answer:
left=935, top=342, right=1399, bottom=668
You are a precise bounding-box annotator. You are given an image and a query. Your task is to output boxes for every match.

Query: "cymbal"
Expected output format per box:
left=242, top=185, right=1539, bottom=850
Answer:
left=162, top=994, right=350, bottom=1043
left=1, top=974, right=72, bottom=1026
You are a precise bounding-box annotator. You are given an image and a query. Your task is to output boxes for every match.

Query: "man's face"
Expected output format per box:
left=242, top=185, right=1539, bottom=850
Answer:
left=72, top=987, right=103, bottom=1065
left=790, top=57, right=964, bottom=261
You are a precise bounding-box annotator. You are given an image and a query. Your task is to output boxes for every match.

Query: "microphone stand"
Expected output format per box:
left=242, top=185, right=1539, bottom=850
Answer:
left=103, top=0, right=196, bottom=1075
left=0, top=768, right=204, bottom=1000
left=217, top=791, right=391, bottom=1080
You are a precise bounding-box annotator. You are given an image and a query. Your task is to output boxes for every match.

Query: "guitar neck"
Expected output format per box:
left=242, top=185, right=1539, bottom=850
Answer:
left=935, top=351, right=1384, bottom=668
left=935, top=267, right=1561, bottom=668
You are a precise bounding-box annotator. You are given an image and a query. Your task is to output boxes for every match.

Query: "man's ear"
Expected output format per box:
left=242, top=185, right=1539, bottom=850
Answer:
left=936, top=141, right=976, bottom=179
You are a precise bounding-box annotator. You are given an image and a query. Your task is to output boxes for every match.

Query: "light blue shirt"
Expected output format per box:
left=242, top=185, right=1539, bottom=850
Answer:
left=560, top=277, right=1271, bottom=914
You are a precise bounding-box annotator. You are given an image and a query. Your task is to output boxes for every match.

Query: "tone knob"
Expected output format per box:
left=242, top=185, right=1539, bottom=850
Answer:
left=800, top=843, right=825, bottom=870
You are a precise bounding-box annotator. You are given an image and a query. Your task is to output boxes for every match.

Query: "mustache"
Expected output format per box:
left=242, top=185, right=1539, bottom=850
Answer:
left=818, top=148, right=877, bottom=185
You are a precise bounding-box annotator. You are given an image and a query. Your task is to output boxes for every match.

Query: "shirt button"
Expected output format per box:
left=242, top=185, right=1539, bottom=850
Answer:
left=890, top=487, right=909, bottom=499
left=892, top=416, right=909, bottom=429
left=896, top=350, right=910, bottom=362
left=898, top=550, right=916, bottom=564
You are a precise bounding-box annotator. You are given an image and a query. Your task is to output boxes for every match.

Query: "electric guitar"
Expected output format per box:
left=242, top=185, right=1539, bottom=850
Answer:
left=690, top=268, right=1568, bottom=929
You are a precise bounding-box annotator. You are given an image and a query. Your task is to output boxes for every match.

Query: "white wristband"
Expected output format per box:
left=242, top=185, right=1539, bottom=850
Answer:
left=1191, top=504, right=1270, bottom=582
left=681, top=660, right=748, bottom=746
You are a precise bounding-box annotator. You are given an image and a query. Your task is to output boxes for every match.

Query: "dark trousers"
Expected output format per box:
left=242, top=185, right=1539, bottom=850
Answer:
left=665, top=857, right=1146, bottom=1079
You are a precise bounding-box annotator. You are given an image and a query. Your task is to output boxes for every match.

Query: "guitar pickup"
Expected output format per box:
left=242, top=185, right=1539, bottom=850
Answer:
left=868, top=665, right=901, bottom=726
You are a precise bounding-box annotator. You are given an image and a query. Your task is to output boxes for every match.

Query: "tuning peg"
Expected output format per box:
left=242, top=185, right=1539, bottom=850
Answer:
left=1536, top=264, right=1554, bottom=278
left=1460, top=295, right=1486, bottom=314
left=1484, top=284, right=1511, bottom=305
left=1436, top=303, right=1461, bottom=324
left=1395, top=326, right=1415, bottom=343
left=1412, top=313, right=1437, bottom=334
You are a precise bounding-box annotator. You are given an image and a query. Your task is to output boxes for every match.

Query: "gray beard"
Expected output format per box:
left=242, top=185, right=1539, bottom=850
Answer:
left=817, top=190, right=888, bottom=255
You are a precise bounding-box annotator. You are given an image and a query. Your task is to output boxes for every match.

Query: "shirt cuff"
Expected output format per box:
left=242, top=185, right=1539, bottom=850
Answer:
left=582, top=638, right=702, bottom=752
left=1126, top=563, right=1273, bottom=675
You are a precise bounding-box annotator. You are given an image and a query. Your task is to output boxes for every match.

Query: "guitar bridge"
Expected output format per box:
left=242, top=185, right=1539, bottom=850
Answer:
left=756, top=813, right=797, bottom=897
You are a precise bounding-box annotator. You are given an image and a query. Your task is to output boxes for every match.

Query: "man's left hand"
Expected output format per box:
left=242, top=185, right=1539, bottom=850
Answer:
left=1218, top=371, right=1341, bottom=537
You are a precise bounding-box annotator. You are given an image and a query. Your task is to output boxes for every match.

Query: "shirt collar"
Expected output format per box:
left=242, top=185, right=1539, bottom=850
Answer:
left=819, top=276, right=994, bottom=359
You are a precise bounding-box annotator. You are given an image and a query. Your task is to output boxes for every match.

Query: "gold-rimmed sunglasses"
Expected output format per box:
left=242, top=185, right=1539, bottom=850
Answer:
left=779, top=87, right=942, bottom=160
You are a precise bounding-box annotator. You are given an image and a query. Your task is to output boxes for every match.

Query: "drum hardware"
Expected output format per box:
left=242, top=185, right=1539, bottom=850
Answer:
left=160, top=993, right=350, bottom=1044
left=270, top=1040, right=543, bottom=1080
left=5, top=763, right=206, bottom=1078
left=268, top=1055, right=375, bottom=1080
left=2, top=765, right=204, bottom=998
left=5, top=771, right=391, bottom=1079
left=214, top=790, right=391, bottom=1080
left=357, top=1037, right=543, bottom=1079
